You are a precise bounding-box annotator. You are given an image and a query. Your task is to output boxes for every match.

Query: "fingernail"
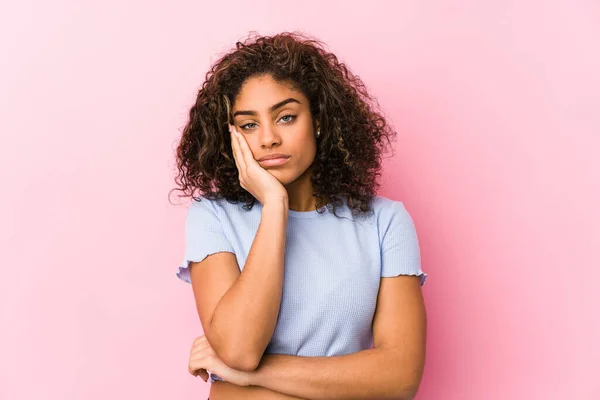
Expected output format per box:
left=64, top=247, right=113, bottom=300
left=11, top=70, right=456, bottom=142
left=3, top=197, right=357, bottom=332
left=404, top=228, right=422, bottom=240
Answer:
left=233, top=128, right=239, bottom=137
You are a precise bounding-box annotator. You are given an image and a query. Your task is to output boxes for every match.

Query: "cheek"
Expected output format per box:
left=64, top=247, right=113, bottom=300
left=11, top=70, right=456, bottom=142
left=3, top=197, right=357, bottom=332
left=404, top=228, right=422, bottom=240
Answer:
left=243, top=137, right=260, bottom=156
left=296, top=138, right=317, bottom=164
left=303, top=134, right=317, bottom=154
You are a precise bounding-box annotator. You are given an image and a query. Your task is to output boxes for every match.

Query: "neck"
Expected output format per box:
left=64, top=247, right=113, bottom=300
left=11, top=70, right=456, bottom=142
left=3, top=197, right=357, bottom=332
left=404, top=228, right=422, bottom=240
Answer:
left=284, top=167, right=325, bottom=212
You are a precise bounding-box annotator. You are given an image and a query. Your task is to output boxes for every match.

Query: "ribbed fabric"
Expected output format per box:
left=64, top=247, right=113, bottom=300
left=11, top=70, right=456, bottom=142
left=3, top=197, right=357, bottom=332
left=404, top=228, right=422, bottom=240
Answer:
left=176, top=195, right=427, bottom=383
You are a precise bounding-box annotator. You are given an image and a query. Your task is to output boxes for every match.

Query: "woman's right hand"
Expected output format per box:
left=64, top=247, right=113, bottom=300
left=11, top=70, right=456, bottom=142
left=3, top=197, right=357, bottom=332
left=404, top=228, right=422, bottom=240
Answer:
left=229, top=124, right=289, bottom=208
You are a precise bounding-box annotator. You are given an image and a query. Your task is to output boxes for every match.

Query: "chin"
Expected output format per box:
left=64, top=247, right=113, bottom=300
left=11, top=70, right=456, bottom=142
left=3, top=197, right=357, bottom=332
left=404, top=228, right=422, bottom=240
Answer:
left=267, top=168, right=300, bottom=186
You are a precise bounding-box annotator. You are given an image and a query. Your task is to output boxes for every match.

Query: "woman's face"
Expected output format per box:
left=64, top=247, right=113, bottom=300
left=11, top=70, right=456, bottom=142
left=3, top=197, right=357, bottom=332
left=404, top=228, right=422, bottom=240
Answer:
left=231, top=74, right=318, bottom=186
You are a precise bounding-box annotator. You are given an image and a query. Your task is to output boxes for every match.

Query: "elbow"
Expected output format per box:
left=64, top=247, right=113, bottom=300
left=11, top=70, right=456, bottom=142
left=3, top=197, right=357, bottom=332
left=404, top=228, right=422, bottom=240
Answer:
left=393, top=381, right=420, bottom=400
left=395, top=390, right=417, bottom=400
left=207, top=326, right=263, bottom=372
left=389, top=370, right=421, bottom=400
left=218, top=347, right=262, bottom=372
left=223, top=354, right=260, bottom=372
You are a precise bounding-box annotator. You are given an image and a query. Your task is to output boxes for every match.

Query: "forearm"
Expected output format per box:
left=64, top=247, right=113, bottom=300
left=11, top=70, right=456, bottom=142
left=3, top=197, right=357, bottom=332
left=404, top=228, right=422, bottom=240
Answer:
left=210, top=200, right=288, bottom=370
left=248, top=347, right=420, bottom=400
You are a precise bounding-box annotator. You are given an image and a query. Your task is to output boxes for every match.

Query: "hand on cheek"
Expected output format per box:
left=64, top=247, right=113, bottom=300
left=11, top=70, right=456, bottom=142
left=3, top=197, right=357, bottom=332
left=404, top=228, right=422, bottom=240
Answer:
left=228, top=124, right=288, bottom=207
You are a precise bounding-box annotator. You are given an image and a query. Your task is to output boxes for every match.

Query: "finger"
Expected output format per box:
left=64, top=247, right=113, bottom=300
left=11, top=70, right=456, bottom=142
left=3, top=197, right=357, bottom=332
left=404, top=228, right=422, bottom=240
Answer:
left=234, top=127, right=255, bottom=165
left=231, top=125, right=250, bottom=165
left=192, top=335, right=206, bottom=346
left=231, top=131, right=243, bottom=172
left=197, top=369, right=209, bottom=382
left=229, top=125, right=245, bottom=170
left=191, top=335, right=207, bottom=351
left=190, top=345, right=213, bottom=358
left=189, top=362, right=202, bottom=375
left=189, top=352, right=215, bottom=377
left=190, top=366, right=209, bottom=382
left=190, top=340, right=212, bottom=354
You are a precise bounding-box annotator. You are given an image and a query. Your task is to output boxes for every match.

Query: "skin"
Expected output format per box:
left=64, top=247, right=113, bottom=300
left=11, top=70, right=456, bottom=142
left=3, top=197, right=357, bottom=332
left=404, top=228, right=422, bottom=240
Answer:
left=229, top=73, right=321, bottom=211
left=194, top=74, right=322, bottom=399
left=190, top=270, right=426, bottom=399
left=187, top=74, right=426, bottom=399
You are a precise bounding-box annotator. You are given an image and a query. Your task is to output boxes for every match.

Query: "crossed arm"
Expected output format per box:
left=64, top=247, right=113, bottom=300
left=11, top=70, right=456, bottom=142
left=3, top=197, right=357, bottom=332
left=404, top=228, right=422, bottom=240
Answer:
left=235, top=275, right=427, bottom=400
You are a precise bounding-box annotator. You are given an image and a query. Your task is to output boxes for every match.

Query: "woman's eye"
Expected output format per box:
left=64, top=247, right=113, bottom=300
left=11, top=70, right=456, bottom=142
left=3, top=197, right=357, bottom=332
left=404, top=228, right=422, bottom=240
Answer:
left=240, top=115, right=295, bottom=130
left=280, top=114, right=296, bottom=123
left=240, top=122, right=257, bottom=130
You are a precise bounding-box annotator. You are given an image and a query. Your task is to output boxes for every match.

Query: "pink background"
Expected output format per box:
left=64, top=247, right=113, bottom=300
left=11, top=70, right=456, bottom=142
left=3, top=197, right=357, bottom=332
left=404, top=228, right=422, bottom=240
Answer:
left=1, top=1, right=598, bottom=399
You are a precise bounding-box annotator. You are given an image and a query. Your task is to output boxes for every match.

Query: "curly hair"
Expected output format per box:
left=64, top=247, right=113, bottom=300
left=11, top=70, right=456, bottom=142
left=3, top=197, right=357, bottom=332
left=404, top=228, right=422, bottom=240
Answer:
left=170, top=31, right=396, bottom=216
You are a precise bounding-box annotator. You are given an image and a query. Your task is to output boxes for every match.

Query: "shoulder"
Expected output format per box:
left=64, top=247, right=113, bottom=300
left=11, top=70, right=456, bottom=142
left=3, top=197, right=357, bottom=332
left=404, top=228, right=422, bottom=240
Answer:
left=367, top=196, right=419, bottom=247
left=187, top=196, right=262, bottom=230
left=369, top=195, right=413, bottom=225
left=185, top=196, right=239, bottom=228
left=188, top=195, right=241, bottom=216
left=186, top=195, right=218, bottom=218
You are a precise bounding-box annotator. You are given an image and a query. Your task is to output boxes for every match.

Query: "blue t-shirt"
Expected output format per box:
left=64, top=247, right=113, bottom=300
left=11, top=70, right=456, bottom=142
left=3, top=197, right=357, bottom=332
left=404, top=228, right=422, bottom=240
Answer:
left=176, top=195, right=427, bottom=382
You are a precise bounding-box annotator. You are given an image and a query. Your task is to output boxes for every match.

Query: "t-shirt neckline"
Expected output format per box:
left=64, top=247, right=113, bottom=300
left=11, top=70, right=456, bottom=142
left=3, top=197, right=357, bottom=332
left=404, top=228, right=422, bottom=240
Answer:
left=256, top=201, right=331, bottom=219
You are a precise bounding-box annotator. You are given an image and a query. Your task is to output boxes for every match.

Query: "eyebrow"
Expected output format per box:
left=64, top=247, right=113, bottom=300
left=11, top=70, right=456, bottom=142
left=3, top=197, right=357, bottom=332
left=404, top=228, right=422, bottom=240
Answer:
left=233, top=98, right=301, bottom=117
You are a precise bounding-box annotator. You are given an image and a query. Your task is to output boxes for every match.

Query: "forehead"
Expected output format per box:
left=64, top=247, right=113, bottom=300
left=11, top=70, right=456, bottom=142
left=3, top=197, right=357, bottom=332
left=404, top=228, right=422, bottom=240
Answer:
left=233, top=75, right=306, bottom=109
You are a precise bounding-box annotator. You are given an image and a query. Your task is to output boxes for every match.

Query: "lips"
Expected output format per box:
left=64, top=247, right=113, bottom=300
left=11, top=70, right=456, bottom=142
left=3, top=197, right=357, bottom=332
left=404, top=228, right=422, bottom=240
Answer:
left=257, top=154, right=291, bottom=161
left=257, top=154, right=291, bottom=167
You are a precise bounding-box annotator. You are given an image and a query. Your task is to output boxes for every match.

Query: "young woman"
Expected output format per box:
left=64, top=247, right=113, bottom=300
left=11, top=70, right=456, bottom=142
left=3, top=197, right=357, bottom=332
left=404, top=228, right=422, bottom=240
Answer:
left=173, top=32, right=428, bottom=400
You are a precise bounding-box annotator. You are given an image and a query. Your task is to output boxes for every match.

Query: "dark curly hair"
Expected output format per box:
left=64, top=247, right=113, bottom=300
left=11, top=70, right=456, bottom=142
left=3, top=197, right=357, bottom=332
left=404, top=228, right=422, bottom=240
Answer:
left=170, top=31, right=397, bottom=216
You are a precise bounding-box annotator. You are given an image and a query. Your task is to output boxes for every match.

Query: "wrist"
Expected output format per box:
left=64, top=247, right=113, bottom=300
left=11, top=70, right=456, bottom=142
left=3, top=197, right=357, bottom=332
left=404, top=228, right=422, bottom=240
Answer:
left=262, top=196, right=289, bottom=211
left=244, top=370, right=259, bottom=387
left=240, top=370, right=255, bottom=387
left=245, top=364, right=265, bottom=387
left=247, top=354, right=277, bottom=387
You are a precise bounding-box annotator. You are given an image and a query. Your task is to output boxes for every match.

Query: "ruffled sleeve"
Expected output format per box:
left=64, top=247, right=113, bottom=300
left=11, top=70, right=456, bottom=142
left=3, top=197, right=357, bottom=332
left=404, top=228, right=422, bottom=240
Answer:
left=379, top=201, right=427, bottom=285
left=176, top=198, right=235, bottom=284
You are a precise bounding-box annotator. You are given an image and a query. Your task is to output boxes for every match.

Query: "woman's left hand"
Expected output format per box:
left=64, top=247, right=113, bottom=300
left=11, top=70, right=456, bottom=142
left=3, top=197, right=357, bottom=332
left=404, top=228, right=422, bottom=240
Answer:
left=188, top=335, right=252, bottom=387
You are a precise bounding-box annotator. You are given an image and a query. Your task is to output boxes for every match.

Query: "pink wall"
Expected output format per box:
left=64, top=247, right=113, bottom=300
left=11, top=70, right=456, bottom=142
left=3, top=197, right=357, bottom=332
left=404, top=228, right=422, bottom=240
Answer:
left=1, top=1, right=598, bottom=399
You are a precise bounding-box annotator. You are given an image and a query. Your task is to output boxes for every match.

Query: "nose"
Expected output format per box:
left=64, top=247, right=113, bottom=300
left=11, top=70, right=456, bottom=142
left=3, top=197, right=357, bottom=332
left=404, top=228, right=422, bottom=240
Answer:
left=259, top=123, right=281, bottom=148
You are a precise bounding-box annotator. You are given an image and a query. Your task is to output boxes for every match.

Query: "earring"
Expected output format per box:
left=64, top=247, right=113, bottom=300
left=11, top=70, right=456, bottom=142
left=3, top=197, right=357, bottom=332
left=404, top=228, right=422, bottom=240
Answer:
left=316, top=130, right=321, bottom=138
